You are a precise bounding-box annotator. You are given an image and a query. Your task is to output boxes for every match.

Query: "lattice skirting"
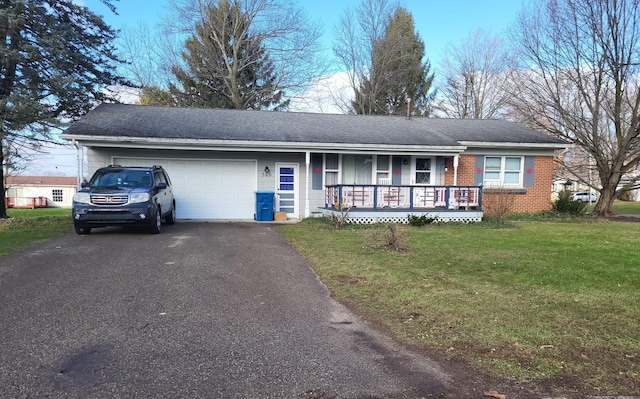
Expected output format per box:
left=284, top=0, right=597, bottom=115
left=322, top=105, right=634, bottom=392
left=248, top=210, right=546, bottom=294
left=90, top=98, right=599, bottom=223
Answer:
left=320, top=209, right=483, bottom=224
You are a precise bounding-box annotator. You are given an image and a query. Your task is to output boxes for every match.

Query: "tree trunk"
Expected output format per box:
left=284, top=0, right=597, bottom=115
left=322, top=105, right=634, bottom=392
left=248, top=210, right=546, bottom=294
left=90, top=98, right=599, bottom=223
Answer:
left=0, top=141, right=7, bottom=219
left=591, top=184, right=617, bottom=218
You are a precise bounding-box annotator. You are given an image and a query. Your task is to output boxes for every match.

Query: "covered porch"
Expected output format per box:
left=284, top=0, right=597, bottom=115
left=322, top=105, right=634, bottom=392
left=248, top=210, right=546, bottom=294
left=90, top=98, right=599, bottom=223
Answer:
left=320, top=184, right=483, bottom=224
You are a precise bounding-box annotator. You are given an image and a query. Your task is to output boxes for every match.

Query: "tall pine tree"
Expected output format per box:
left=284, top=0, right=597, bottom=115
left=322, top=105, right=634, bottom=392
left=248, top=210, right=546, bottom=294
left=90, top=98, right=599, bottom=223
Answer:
left=169, top=0, right=287, bottom=110
left=353, top=7, right=435, bottom=116
left=0, top=0, right=124, bottom=218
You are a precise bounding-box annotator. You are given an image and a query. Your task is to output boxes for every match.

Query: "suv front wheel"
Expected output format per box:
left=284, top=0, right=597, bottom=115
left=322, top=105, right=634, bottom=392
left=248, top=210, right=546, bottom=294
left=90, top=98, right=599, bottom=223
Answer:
left=165, top=202, right=176, bottom=225
left=149, top=207, right=161, bottom=234
left=74, top=225, right=91, bottom=235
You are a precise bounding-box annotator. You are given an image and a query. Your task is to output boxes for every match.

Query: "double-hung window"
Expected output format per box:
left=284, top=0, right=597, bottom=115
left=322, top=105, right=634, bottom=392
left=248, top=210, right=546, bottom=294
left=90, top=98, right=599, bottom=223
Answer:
left=324, top=154, right=340, bottom=186
left=484, top=156, right=523, bottom=187
left=376, top=155, right=391, bottom=184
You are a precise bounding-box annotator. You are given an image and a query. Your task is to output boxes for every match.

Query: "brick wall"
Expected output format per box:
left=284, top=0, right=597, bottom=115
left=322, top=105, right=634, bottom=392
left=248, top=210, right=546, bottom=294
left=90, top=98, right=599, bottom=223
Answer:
left=511, top=156, right=554, bottom=212
left=443, top=154, right=554, bottom=213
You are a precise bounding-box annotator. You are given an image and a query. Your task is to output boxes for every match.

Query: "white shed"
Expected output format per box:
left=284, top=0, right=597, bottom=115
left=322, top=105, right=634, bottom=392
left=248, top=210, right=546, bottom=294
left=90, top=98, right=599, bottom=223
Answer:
left=5, top=176, right=77, bottom=208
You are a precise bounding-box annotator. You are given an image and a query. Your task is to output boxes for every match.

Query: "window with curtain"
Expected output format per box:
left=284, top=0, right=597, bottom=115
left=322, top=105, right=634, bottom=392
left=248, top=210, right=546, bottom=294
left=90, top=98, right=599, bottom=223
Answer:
left=484, top=156, right=522, bottom=186
left=342, top=154, right=372, bottom=184
left=376, top=155, right=391, bottom=184
left=325, top=154, right=339, bottom=186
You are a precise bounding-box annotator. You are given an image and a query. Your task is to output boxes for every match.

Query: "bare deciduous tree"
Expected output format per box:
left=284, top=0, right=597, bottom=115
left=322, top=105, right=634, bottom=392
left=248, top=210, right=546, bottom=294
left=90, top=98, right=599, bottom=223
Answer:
left=436, top=29, right=511, bottom=119
left=510, top=0, right=640, bottom=217
left=118, top=22, right=175, bottom=88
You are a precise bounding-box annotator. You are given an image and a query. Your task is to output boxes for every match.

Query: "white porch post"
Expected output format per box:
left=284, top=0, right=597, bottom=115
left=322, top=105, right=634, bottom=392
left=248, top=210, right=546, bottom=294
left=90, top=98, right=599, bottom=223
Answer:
left=304, top=151, right=310, bottom=218
left=453, top=155, right=459, bottom=186
left=73, top=140, right=84, bottom=187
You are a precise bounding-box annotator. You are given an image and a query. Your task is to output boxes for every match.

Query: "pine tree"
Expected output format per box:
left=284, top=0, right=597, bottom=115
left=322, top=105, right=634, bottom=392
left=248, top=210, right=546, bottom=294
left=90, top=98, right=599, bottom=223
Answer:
left=0, top=0, right=124, bottom=218
left=169, top=0, right=287, bottom=110
left=353, top=7, right=435, bottom=116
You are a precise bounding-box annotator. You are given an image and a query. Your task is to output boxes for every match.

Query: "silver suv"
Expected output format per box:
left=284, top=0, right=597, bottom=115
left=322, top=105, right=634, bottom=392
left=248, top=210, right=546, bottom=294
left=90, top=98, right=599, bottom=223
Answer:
left=72, top=165, right=176, bottom=234
left=570, top=190, right=597, bottom=202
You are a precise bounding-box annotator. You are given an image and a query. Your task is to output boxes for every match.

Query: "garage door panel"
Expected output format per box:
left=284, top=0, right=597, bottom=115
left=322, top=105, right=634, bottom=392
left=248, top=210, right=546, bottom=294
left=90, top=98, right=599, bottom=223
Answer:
left=113, top=158, right=256, bottom=220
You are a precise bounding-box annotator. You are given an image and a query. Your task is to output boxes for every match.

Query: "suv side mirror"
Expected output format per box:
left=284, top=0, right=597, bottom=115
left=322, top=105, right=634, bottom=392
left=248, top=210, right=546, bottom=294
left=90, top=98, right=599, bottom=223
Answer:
left=81, top=181, right=89, bottom=188
left=156, top=182, right=167, bottom=190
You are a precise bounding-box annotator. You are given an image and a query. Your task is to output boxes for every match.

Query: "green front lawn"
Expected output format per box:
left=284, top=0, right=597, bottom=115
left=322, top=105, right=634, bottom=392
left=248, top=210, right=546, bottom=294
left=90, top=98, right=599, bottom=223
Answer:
left=0, top=208, right=72, bottom=256
left=590, top=200, right=640, bottom=214
left=276, top=218, right=640, bottom=395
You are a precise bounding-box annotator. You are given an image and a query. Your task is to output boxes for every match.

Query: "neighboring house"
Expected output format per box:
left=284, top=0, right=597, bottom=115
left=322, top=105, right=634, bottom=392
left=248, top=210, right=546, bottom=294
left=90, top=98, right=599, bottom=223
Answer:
left=5, top=175, right=77, bottom=208
left=61, top=104, right=568, bottom=223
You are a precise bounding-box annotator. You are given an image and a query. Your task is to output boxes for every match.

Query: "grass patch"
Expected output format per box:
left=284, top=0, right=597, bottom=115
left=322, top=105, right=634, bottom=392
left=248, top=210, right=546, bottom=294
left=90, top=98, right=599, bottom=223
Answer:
left=276, top=218, right=640, bottom=395
left=587, top=200, right=640, bottom=214
left=1, top=208, right=72, bottom=256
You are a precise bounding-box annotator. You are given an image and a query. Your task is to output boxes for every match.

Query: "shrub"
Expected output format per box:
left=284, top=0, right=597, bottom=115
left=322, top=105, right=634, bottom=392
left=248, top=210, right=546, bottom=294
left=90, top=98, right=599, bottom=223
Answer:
left=616, top=190, right=633, bottom=201
left=482, top=188, right=518, bottom=223
left=551, top=190, right=587, bottom=216
left=407, top=214, right=438, bottom=226
left=328, top=207, right=350, bottom=229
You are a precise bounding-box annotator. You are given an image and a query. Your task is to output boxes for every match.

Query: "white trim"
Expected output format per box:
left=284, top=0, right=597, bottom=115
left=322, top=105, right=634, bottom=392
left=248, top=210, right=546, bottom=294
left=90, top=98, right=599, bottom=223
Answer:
left=458, top=141, right=570, bottom=149
left=275, top=163, right=299, bottom=218
left=60, top=134, right=467, bottom=154
left=483, top=156, right=524, bottom=188
left=305, top=152, right=310, bottom=218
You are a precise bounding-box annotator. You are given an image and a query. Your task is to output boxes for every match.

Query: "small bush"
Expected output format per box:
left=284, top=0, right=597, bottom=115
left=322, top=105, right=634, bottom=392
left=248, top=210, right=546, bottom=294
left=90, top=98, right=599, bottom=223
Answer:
left=328, top=207, right=350, bottom=229
left=616, top=190, right=633, bottom=201
left=407, top=214, right=438, bottom=226
left=482, top=188, right=518, bottom=223
left=367, top=224, right=408, bottom=252
left=551, top=190, right=587, bottom=216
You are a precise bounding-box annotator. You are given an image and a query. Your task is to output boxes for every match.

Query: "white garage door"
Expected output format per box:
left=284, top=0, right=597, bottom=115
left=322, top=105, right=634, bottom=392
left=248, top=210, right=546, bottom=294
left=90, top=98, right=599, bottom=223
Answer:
left=113, top=158, right=257, bottom=220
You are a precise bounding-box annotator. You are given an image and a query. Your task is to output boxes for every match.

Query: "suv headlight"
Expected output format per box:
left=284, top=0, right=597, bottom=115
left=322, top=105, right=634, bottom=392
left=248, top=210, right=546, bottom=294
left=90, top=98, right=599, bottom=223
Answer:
left=73, top=192, right=91, bottom=204
left=130, top=193, right=151, bottom=203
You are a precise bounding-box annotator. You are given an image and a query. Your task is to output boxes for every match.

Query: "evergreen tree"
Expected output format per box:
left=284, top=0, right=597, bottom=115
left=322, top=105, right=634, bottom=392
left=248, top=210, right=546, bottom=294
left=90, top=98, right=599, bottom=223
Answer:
left=169, top=0, right=287, bottom=110
left=0, top=0, right=124, bottom=218
left=138, top=86, right=175, bottom=106
left=353, top=7, right=435, bottom=116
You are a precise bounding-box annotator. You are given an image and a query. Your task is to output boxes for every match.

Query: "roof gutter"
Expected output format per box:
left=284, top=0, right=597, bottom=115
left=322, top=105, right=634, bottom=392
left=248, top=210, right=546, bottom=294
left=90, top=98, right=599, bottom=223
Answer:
left=60, top=134, right=468, bottom=155
left=457, top=141, right=572, bottom=150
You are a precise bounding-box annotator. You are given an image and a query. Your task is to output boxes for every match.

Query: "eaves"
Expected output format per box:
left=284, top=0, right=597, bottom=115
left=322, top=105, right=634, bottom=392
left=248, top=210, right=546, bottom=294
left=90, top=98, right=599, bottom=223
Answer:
left=61, top=134, right=468, bottom=156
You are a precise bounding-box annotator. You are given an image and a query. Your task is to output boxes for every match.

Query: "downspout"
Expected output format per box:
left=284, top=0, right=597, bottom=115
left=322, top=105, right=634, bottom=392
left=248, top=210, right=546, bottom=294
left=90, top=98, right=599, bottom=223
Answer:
left=304, top=151, right=310, bottom=218
left=453, top=155, right=459, bottom=186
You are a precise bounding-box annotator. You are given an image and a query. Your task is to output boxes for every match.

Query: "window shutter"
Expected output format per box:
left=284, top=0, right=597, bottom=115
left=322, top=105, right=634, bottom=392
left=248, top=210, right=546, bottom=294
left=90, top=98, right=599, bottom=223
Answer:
left=311, top=153, right=323, bottom=190
left=474, top=155, right=484, bottom=186
left=524, top=156, right=534, bottom=187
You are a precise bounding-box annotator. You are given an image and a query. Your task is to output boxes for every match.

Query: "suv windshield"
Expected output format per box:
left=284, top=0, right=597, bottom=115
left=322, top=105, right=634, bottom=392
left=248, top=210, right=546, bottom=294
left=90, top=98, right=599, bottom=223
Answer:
left=90, top=169, right=154, bottom=189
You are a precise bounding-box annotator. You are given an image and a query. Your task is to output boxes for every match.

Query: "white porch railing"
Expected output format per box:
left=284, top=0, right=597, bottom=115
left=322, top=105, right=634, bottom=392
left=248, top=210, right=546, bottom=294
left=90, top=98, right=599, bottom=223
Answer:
left=325, top=185, right=482, bottom=211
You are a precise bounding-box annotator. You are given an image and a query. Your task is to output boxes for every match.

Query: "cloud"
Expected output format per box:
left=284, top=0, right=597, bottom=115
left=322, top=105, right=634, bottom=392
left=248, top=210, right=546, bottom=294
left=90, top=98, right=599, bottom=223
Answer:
left=288, top=72, right=353, bottom=114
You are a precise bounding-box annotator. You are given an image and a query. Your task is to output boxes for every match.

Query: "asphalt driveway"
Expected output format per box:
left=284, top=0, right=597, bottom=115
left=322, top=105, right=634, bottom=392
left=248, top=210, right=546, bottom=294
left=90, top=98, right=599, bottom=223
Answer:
left=0, top=222, right=449, bottom=398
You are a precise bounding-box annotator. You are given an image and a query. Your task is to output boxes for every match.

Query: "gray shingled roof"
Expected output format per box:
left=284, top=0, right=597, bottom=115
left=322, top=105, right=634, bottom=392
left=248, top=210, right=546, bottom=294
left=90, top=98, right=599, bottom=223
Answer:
left=62, top=103, right=566, bottom=147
